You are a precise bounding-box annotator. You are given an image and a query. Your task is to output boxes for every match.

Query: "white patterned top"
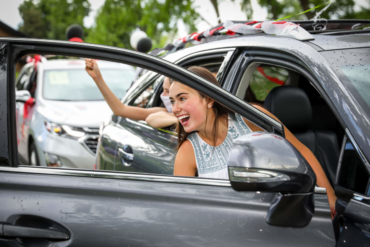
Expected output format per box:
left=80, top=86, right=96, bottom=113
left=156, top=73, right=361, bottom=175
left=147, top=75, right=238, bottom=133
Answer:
left=187, top=114, right=252, bottom=179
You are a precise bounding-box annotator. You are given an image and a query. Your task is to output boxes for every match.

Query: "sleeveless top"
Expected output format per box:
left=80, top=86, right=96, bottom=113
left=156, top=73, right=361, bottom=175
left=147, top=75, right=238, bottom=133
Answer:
left=187, top=114, right=252, bottom=179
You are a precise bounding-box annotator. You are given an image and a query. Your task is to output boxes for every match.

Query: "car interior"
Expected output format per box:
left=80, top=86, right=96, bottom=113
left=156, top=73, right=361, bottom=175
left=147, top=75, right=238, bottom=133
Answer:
left=237, top=63, right=347, bottom=187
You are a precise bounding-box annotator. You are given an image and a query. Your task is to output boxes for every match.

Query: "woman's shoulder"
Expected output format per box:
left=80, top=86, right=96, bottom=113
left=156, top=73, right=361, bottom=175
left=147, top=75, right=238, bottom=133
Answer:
left=177, top=139, right=195, bottom=156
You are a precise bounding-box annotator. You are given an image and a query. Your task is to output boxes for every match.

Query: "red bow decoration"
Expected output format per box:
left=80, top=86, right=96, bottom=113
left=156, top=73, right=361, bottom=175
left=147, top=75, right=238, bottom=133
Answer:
left=21, top=97, right=35, bottom=138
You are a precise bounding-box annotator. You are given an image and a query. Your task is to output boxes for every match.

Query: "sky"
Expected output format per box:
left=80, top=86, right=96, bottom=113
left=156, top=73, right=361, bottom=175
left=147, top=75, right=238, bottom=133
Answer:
left=0, top=0, right=267, bottom=37
left=0, top=0, right=368, bottom=38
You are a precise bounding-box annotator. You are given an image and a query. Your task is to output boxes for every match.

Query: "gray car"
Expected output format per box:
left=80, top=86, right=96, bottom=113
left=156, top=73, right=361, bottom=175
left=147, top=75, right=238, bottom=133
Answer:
left=0, top=20, right=369, bottom=246
left=15, top=59, right=135, bottom=169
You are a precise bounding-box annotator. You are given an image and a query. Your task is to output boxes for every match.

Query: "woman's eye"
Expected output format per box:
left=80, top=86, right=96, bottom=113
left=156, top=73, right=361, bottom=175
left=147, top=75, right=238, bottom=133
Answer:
left=170, top=101, right=174, bottom=105
left=180, top=97, right=186, bottom=101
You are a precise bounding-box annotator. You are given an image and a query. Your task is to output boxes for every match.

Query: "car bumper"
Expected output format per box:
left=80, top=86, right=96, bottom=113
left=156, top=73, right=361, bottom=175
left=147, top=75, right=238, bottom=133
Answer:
left=36, top=133, right=97, bottom=170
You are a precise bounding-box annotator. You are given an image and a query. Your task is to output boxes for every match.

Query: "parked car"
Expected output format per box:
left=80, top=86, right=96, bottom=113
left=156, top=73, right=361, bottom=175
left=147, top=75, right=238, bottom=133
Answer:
left=15, top=59, right=135, bottom=168
left=96, top=20, right=370, bottom=245
left=0, top=20, right=369, bottom=246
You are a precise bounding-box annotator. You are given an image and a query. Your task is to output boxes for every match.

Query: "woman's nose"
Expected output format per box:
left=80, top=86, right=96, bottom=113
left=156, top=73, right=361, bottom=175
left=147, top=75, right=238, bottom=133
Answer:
left=172, top=101, right=180, bottom=113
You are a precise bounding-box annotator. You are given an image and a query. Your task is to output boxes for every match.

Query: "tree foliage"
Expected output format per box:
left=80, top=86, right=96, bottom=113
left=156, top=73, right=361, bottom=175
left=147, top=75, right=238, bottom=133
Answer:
left=238, top=0, right=370, bottom=21
left=18, top=0, right=90, bottom=40
left=86, top=0, right=200, bottom=49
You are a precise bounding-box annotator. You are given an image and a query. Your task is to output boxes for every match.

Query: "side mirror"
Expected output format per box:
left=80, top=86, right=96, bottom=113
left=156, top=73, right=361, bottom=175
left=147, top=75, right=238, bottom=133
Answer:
left=16, top=90, right=31, bottom=103
left=228, top=132, right=316, bottom=227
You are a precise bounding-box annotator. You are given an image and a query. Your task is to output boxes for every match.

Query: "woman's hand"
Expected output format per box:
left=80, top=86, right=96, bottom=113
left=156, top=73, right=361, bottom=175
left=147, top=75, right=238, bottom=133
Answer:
left=85, top=58, right=102, bottom=81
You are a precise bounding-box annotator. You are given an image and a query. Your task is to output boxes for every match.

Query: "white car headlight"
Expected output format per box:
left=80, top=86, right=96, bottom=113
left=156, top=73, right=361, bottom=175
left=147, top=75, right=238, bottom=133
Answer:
left=44, top=120, right=85, bottom=139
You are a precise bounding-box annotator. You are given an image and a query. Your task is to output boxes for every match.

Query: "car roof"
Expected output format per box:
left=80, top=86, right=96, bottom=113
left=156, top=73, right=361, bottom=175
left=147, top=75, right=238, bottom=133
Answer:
left=161, top=32, right=370, bottom=64
left=40, top=59, right=135, bottom=70
left=309, top=33, right=370, bottom=50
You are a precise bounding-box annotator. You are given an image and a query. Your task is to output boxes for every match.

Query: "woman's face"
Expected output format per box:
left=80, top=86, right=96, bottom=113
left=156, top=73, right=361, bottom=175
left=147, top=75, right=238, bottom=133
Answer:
left=162, top=77, right=171, bottom=97
left=170, top=82, right=209, bottom=133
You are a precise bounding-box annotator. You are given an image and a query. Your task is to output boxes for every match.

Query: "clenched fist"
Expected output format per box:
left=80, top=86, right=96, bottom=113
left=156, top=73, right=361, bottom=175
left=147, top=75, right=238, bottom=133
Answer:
left=85, top=58, right=102, bottom=81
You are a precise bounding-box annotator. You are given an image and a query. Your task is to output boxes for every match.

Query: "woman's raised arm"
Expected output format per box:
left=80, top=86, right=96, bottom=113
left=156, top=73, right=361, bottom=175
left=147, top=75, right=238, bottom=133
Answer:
left=85, top=59, right=166, bottom=121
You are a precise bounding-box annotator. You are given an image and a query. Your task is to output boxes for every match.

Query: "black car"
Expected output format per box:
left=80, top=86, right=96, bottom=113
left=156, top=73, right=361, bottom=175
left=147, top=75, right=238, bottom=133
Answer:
left=0, top=20, right=369, bottom=246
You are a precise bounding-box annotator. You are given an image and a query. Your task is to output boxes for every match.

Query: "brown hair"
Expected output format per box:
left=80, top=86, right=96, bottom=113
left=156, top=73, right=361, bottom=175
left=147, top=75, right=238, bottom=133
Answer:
left=173, top=66, right=232, bottom=149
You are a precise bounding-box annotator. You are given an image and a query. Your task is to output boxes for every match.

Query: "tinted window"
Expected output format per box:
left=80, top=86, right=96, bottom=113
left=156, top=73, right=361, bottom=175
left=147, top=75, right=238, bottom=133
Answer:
left=16, top=65, right=33, bottom=91
left=322, top=48, right=370, bottom=118
left=249, top=66, right=289, bottom=101
left=43, top=69, right=135, bottom=101
left=131, top=81, right=156, bottom=108
left=338, top=140, right=370, bottom=195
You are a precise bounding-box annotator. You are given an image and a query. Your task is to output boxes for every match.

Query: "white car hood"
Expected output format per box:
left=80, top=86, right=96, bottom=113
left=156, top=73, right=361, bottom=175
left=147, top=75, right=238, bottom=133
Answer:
left=38, top=100, right=113, bottom=127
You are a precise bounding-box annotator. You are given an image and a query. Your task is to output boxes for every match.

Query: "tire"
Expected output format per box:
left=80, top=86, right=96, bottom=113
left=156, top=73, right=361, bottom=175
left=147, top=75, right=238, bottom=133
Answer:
left=29, top=142, right=40, bottom=166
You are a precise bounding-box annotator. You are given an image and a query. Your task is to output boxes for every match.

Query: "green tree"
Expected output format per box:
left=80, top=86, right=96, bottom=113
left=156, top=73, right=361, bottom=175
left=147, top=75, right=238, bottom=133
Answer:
left=86, top=0, right=200, bottom=49
left=239, top=0, right=370, bottom=21
left=18, top=0, right=90, bottom=40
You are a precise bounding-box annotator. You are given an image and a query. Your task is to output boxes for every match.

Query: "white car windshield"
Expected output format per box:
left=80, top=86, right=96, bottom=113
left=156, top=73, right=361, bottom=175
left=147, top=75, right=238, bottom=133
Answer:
left=43, top=69, right=135, bottom=101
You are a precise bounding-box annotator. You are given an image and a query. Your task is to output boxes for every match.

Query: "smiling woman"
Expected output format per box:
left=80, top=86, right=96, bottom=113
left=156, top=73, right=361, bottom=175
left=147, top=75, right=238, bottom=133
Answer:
left=170, top=66, right=337, bottom=216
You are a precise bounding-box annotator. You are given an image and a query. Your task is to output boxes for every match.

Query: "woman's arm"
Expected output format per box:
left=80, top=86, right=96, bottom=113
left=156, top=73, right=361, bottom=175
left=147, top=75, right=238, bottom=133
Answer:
left=85, top=59, right=166, bottom=121
left=244, top=105, right=337, bottom=217
left=146, top=111, right=178, bottom=128
left=173, top=140, right=197, bottom=176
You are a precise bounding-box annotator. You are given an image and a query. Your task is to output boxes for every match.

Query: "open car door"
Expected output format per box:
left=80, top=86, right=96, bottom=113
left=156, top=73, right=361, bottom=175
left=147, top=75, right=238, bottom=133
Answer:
left=0, top=39, right=334, bottom=246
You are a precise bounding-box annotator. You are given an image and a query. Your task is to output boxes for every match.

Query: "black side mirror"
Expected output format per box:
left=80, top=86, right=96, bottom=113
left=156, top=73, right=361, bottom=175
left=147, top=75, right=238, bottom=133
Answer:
left=227, top=132, right=316, bottom=227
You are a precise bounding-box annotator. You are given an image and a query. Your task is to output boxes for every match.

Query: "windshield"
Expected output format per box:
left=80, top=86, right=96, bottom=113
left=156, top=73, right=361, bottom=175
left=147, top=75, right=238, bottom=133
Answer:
left=43, top=68, right=135, bottom=101
left=322, top=48, right=370, bottom=116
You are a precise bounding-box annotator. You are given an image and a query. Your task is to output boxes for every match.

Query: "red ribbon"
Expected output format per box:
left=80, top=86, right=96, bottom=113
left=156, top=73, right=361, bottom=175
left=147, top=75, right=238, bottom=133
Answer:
left=257, top=67, right=284, bottom=86
left=22, top=97, right=35, bottom=138
left=245, top=21, right=258, bottom=25
left=209, top=26, right=223, bottom=35
left=226, top=30, right=236, bottom=35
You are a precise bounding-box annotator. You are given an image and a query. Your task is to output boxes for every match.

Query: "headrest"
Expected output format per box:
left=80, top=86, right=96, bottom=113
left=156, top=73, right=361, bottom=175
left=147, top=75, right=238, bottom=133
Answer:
left=263, top=86, right=312, bottom=132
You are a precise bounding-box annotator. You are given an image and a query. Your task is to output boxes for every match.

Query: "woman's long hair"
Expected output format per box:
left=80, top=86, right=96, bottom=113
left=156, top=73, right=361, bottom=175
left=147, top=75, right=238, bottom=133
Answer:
left=174, top=66, right=232, bottom=149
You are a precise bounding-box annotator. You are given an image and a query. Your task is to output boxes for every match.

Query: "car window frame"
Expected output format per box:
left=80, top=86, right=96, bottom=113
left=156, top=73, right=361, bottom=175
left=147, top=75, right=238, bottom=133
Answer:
left=233, top=50, right=370, bottom=195
left=335, top=129, right=370, bottom=198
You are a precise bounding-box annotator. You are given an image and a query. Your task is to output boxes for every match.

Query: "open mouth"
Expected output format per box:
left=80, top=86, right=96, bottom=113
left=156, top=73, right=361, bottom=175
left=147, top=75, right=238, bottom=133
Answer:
left=178, top=115, right=190, bottom=126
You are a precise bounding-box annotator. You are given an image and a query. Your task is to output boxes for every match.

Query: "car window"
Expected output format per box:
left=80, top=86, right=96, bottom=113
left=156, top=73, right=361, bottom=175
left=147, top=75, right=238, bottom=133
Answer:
left=245, top=66, right=290, bottom=105
left=16, top=65, right=33, bottom=91
left=322, top=48, right=370, bottom=119
left=131, top=80, right=156, bottom=108
left=239, top=62, right=345, bottom=186
left=337, top=137, right=370, bottom=196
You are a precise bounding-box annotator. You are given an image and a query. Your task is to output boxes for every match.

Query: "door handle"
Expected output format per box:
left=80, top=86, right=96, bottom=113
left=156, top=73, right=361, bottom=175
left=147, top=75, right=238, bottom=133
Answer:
left=0, top=224, right=70, bottom=240
left=118, top=145, right=134, bottom=166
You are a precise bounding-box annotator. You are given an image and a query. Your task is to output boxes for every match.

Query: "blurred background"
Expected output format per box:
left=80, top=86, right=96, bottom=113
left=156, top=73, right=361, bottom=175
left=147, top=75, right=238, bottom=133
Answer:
left=1, top=0, right=369, bottom=50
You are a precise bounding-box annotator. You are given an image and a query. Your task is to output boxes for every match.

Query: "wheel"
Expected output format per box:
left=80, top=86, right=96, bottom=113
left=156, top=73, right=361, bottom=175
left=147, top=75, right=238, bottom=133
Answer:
left=29, top=142, right=40, bottom=166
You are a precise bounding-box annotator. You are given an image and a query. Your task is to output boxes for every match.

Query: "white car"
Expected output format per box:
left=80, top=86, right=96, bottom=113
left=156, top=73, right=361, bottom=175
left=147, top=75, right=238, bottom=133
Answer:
left=15, top=59, right=135, bottom=169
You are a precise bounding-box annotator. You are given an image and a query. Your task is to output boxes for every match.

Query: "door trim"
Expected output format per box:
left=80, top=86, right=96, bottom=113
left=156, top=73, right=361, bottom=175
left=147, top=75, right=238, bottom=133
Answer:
left=0, top=166, right=327, bottom=193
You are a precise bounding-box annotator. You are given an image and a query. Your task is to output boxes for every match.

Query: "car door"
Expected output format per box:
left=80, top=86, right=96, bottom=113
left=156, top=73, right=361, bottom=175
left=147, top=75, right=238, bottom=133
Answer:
left=228, top=46, right=370, bottom=245
left=335, top=131, right=370, bottom=246
left=0, top=39, right=334, bottom=246
left=99, top=50, right=235, bottom=174
left=105, top=75, right=177, bottom=174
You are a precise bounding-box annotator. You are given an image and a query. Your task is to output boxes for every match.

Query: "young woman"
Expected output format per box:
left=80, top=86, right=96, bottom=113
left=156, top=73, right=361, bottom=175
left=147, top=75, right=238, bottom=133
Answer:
left=85, top=59, right=177, bottom=127
left=170, top=66, right=337, bottom=217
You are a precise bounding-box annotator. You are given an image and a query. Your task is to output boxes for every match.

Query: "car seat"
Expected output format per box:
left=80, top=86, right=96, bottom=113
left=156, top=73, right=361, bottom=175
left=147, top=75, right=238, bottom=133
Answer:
left=263, top=86, right=340, bottom=186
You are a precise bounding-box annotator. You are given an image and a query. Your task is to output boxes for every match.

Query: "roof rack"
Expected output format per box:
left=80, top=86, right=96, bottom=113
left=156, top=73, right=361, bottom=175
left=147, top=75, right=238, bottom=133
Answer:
left=231, top=20, right=370, bottom=33
left=177, top=20, right=314, bottom=44
left=149, top=19, right=370, bottom=57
